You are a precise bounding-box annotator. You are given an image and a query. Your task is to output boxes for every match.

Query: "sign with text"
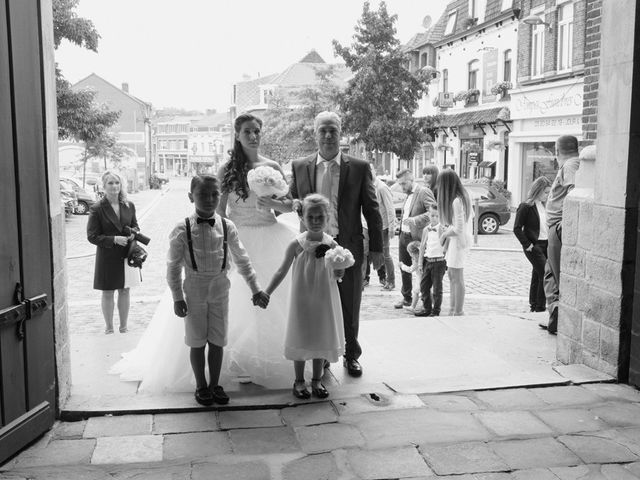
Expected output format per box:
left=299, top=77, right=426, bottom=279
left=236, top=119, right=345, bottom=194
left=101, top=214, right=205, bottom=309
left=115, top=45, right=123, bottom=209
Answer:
left=521, top=116, right=582, bottom=133
left=439, top=92, right=454, bottom=108
left=511, top=80, right=584, bottom=119
left=482, top=49, right=499, bottom=103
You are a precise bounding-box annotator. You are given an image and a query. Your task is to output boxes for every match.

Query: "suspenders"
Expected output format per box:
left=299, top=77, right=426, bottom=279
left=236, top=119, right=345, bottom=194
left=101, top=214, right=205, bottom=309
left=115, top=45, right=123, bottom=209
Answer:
left=184, top=217, right=228, bottom=272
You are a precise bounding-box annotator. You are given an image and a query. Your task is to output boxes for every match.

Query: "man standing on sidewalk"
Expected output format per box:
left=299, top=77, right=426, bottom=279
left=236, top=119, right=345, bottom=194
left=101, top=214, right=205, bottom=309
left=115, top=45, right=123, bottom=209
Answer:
left=542, top=135, right=580, bottom=334
left=394, top=169, right=434, bottom=309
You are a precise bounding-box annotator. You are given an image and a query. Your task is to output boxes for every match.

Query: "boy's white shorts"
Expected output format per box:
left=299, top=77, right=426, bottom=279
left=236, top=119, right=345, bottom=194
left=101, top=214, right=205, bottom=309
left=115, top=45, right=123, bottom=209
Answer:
left=183, top=272, right=230, bottom=348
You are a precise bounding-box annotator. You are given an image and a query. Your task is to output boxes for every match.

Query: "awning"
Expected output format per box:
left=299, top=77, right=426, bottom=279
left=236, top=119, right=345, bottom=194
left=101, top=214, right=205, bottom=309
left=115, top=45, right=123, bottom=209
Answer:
left=436, top=107, right=505, bottom=128
left=477, top=160, right=496, bottom=168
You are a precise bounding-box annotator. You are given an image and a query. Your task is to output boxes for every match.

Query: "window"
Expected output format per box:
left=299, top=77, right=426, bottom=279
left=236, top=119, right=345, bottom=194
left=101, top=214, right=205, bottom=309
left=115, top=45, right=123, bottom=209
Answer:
left=469, top=0, right=477, bottom=19
left=444, top=11, right=457, bottom=35
left=501, top=0, right=513, bottom=10
left=469, top=0, right=486, bottom=23
left=442, top=69, right=449, bottom=93
left=468, top=60, right=479, bottom=89
left=557, top=2, right=574, bottom=71
left=531, top=14, right=545, bottom=77
left=420, top=52, right=428, bottom=68
left=503, top=49, right=512, bottom=82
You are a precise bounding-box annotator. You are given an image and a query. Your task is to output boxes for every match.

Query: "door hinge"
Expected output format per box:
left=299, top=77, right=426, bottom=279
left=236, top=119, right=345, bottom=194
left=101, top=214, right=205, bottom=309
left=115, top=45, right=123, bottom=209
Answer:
left=0, top=283, right=49, bottom=340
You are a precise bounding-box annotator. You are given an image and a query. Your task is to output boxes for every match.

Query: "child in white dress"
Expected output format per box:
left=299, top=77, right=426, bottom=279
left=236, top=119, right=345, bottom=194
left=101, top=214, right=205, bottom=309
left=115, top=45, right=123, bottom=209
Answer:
left=265, top=194, right=346, bottom=400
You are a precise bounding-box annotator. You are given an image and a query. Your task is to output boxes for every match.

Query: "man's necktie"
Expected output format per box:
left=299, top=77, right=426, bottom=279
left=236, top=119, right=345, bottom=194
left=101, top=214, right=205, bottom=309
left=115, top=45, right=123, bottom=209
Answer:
left=196, top=217, right=215, bottom=226
left=320, top=160, right=335, bottom=201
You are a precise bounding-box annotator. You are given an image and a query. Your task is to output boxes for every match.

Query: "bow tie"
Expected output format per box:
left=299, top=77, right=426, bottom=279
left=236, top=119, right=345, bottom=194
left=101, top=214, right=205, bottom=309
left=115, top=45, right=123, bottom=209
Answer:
left=428, top=226, right=438, bottom=232
left=196, top=217, right=215, bottom=226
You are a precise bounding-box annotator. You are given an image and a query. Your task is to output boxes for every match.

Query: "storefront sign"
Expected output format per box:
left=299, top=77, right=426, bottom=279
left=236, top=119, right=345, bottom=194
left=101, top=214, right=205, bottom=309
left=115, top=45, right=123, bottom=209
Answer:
left=510, top=79, right=584, bottom=119
left=521, top=115, right=581, bottom=132
left=482, top=49, right=498, bottom=104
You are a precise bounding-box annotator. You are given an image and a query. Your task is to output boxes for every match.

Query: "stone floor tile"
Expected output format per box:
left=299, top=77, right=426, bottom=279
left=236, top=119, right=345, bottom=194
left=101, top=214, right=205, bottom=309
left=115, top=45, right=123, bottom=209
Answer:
left=0, top=465, right=113, bottom=479
left=419, top=394, right=481, bottom=411
left=625, top=462, right=640, bottom=477
left=436, top=474, right=512, bottom=480
left=618, top=428, right=640, bottom=455
left=511, top=468, right=558, bottom=480
left=420, top=441, right=509, bottom=475
left=229, top=426, right=300, bottom=455
left=218, top=409, right=283, bottom=429
left=83, top=415, right=153, bottom=438
left=474, top=411, right=554, bottom=437
left=163, top=431, right=231, bottom=460
left=281, top=453, right=342, bottom=480
left=553, top=364, right=614, bottom=384
left=281, top=402, right=337, bottom=426
left=11, top=439, right=96, bottom=468
left=192, top=459, right=271, bottom=480
left=346, top=446, right=434, bottom=479
left=295, top=423, right=364, bottom=454
left=333, top=393, right=425, bottom=415
left=532, top=408, right=607, bottom=434
left=489, top=438, right=581, bottom=470
left=339, top=409, right=492, bottom=449
left=530, top=385, right=603, bottom=406
left=91, top=435, right=163, bottom=464
left=582, top=383, right=640, bottom=402
left=558, top=434, right=639, bottom=463
left=51, top=420, right=87, bottom=439
left=152, top=412, right=218, bottom=434
left=591, top=402, right=640, bottom=427
left=550, top=464, right=639, bottom=480
left=474, top=389, right=546, bottom=410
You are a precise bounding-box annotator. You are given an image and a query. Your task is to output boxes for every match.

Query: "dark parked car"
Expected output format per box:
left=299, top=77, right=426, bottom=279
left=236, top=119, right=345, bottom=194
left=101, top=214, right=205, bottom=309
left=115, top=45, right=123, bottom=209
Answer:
left=60, top=176, right=98, bottom=215
left=60, top=189, right=77, bottom=217
left=391, top=180, right=510, bottom=234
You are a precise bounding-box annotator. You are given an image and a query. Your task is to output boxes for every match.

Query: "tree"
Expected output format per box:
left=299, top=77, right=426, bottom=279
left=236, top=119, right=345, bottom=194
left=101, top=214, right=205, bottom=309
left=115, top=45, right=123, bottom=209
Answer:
left=53, top=0, right=120, bottom=142
left=260, top=66, right=341, bottom=163
left=333, top=2, right=435, bottom=161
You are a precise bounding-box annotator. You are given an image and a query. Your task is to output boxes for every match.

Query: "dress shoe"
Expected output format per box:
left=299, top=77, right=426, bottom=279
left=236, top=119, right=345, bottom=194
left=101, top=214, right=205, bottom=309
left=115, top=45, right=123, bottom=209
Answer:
left=382, top=282, right=395, bottom=291
left=414, top=309, right=432, bottom=317
left=292, top=381, right=310, bottom=399
left=394, top=299, right=411, bottom=309
left=195, top=387, right=214, bottom=406
left=547, top=308, right=558, bottom=335
left=343, top=358, right=363, bottom=377
left=211, top=385, right=229, bottom=405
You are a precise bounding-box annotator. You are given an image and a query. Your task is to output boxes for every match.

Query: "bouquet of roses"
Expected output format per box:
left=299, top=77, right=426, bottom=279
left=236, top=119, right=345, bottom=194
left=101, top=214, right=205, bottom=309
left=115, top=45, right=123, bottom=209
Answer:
left=324, top=245, right=355, bottom=282
left=247, top=166, right=289, bottom=211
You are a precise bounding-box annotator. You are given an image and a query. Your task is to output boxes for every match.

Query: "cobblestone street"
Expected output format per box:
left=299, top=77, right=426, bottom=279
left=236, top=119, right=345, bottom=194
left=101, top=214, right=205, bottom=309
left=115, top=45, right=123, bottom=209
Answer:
left=65, top=177, right=532, bottom=334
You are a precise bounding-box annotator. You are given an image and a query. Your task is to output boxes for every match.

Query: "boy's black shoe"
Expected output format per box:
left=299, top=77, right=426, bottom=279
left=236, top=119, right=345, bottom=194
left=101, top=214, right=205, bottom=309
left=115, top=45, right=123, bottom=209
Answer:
left=195, top=387, right=214, bottom=406
left=430, top=311, right=440, bottom=317
left=211, top=385, right=230, bottom=405
left=414, top=309, right=432, bottom=317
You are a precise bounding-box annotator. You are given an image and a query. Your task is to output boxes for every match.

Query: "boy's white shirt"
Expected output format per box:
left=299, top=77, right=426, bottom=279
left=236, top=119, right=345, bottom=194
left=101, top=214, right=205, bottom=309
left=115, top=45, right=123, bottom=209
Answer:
left=418, top=222, right=445, bottom=263
left=166, top=212, right=259, bottom=302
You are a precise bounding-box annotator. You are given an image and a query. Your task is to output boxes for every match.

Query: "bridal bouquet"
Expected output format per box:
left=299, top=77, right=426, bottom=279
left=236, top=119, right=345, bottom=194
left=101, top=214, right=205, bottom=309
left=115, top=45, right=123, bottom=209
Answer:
left=247, top=166, right=289, bottom=211
left=324, top=245, right=355, bottom=282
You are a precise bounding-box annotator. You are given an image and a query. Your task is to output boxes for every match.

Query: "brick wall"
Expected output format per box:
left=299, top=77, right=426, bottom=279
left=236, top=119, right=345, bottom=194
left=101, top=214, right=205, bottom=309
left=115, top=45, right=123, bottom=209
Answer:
left=582, top=0, right=602, bottom=143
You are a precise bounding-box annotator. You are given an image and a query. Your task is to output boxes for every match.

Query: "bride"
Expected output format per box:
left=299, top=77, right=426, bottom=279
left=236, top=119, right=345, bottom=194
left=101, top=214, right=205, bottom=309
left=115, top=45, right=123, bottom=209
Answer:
left=110, top=113, right=299, bottom=391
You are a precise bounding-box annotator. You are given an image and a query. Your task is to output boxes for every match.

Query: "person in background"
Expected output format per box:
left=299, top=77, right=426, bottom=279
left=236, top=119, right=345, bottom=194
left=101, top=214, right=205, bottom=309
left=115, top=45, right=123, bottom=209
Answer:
left=542, top=135, right=580, bottom=334
left=513, top=176, right=552, bottom=313
left=394, top=169, right=434, bottom=309
left=87, top=171, right=140, bottom=334
left=422, top=164, right=439, bottom=199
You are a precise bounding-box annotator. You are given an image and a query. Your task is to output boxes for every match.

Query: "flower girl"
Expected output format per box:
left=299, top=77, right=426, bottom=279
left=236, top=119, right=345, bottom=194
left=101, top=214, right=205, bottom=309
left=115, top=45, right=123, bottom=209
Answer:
left=265, top=194, right=353, bottom=399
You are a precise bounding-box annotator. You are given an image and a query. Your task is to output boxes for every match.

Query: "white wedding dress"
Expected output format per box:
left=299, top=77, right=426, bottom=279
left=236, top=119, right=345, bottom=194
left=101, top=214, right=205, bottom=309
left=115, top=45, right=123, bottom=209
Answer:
left=110, top=191, right=300, bottom=392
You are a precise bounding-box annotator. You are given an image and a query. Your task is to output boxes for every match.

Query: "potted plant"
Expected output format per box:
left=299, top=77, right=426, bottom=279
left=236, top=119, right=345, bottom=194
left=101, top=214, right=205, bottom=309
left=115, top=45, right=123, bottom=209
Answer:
left=490, top=81, right=513, bottom=100
left=486, top=140, right=506, bottom=151
left=455, top=89, right=480, bottom=106
left=421, top=65, right=439, bottom=80
left=463, top=17, right=478, bottom=29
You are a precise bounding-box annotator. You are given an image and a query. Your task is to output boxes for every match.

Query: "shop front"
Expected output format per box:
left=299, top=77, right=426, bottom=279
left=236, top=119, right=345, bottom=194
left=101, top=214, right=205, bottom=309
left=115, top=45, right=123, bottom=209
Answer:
left=508, top=78, right=584, bottom=203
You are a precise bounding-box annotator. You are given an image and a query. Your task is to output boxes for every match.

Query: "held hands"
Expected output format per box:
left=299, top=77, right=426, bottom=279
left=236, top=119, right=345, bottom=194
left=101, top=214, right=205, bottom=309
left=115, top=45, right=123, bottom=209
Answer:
left=369, top=251, right=385, bottom=270
left=333, top=269, right=345, bottom=281
left=174, top=300, right=188, bottom=318
left=252, top=291, right=270, bottom=309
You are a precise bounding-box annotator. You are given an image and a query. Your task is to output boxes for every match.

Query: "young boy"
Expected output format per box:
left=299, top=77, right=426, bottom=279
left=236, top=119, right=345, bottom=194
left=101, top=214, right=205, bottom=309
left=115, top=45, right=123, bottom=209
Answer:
left=167, top=175, right=269, bottom=406
left=415, top=205, right=447, bottom=317
left=399, top=241, right=422, bottom=313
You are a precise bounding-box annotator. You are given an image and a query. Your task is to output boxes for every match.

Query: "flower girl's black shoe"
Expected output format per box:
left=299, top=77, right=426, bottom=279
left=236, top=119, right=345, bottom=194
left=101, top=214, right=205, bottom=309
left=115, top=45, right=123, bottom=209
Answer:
left=311, top=379, right=329, bottom=399
left=292, top=381, right=310, bottom=399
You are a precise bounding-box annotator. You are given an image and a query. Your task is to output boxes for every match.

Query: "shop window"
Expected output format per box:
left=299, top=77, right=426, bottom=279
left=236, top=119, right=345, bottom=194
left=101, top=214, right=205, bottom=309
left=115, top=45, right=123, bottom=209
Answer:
left=557, top=2, right=574, bottom=71
left=468, top=60, right=479, bottom=89
left=503, top=50, right=512, bottom=82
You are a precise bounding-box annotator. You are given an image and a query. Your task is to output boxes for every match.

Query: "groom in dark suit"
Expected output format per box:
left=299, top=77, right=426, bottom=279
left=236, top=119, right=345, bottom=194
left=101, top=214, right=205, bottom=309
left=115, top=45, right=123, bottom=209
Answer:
left=290, top=111, right=384, bottom=377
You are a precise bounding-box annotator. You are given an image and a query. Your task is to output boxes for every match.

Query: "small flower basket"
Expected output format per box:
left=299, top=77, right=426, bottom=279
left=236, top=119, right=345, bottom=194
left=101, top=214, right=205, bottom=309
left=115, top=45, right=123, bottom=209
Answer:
left=455, top=89, right=480, bottom=106
left=490, top=81, right=512, bottom=99
left=421, top=65, right=439, bottom=80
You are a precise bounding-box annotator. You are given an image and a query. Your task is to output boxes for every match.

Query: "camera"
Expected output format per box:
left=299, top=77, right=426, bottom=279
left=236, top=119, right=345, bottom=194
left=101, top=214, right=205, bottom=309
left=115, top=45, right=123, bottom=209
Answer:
left=123, top=226, right=150, bottom=246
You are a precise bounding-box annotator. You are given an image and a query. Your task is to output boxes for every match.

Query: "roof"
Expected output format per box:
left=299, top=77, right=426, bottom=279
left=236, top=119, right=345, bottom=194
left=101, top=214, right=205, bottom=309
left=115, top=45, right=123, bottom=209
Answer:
left=73, top=73, right=151, bottom=108
left=435, top=107, right=508, bottom=127
left=190, top=112, right=231, bottom=127
left=269, top=62, right=350, bottom=87
left=298, top=50, right=325, bottom=63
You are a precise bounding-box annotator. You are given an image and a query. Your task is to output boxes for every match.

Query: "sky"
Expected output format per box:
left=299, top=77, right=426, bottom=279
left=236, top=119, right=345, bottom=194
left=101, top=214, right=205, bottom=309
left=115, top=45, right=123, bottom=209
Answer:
left=54, top=0, right=449, bottom=112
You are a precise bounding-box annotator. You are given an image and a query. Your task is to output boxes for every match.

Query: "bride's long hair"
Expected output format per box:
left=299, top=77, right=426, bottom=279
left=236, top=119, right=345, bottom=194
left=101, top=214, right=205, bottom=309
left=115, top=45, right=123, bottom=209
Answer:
left=221, top=113, right=263, bottom=201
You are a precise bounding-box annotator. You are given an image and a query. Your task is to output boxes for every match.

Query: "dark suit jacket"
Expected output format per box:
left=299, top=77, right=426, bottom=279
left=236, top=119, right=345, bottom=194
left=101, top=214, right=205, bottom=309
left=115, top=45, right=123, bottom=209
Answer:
left=290, top=152, right=383, bottom=263
left=513, top=202, right=543, bottom=249
left=402, top=184, right=435, bottom=241
left=87, top=197, right=138, bottom=290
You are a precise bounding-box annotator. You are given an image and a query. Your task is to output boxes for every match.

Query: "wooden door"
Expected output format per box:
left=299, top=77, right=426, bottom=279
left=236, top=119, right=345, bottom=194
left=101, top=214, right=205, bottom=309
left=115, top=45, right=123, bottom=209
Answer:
left=0, top=0, right=56, bottom=464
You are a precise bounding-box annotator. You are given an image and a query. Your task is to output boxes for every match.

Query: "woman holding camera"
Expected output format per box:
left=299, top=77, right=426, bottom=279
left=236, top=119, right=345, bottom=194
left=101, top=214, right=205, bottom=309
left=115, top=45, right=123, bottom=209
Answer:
left=87, top=171, right=141, bottom=334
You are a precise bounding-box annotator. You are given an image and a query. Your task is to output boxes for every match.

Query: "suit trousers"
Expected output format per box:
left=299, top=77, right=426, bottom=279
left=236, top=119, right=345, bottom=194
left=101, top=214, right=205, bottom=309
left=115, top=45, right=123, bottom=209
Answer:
left=338, top=260, right=363, bottom=360
left=544, top=223, right=561, bottom=315
left=399, top=232, right=413, bottom=302
left=420, top=259, right=446, bottom=314
left=523, top=240, right=548, bottom=311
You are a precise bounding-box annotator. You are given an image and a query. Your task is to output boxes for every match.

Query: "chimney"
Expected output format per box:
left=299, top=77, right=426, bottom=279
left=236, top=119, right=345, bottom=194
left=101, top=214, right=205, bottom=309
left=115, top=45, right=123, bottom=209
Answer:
left=122, top=82, right=129, bottom=93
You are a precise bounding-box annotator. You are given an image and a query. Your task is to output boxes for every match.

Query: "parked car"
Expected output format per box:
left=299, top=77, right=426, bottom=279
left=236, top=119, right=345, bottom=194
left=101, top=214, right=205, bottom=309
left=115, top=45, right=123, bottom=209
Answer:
left=60, top=176, right=98, bottom=215
left=155, top=172, right=169, bottom=184
left=390, top=180, right=510, bottom=235
left=59, top=188, right=77, bottom=217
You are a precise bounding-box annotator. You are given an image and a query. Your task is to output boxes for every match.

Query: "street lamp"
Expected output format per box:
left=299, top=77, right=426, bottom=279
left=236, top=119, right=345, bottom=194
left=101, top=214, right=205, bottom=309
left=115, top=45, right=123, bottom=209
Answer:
left=521, top=13, right=552, bottom=32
